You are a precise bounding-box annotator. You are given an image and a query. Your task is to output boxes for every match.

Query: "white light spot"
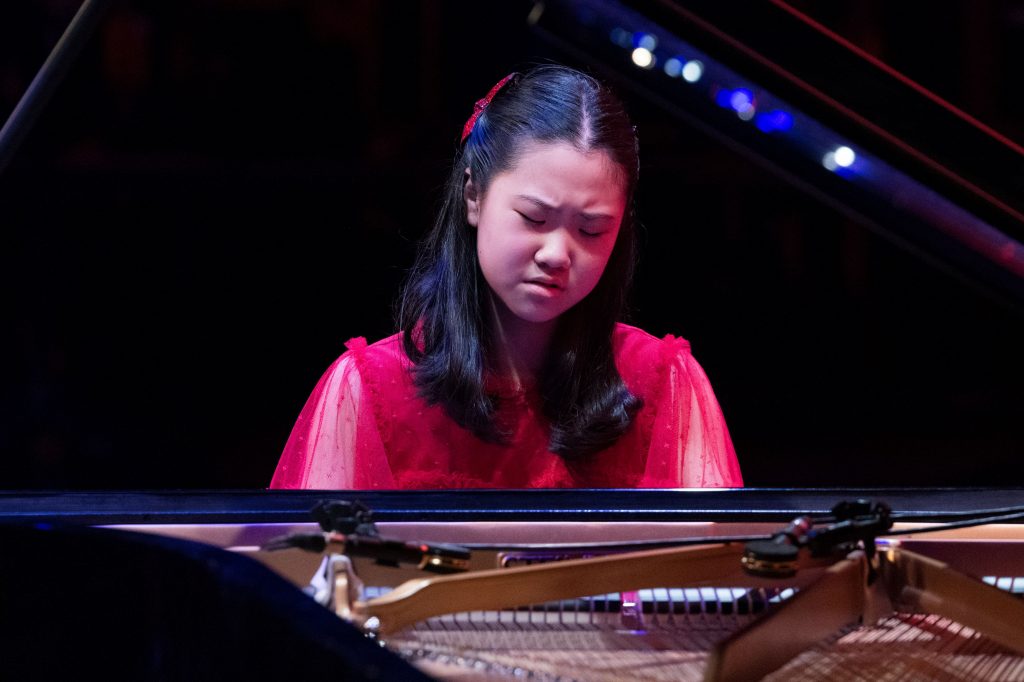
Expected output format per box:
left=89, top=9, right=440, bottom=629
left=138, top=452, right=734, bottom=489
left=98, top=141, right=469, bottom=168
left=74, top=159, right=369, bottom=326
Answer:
left=631, top=47, right=655, bottom=69
left=822, top=151, right=839, bottom=171
left=834, top=145, right=856, bottom=167
left=663, top=57, right=683, bottom=77
left=681, top=60, right=703, bottom=83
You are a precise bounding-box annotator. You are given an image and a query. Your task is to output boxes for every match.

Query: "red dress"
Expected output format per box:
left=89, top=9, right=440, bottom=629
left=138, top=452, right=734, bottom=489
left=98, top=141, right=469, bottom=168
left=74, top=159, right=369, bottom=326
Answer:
left=269, top=323, right=743, bottom=489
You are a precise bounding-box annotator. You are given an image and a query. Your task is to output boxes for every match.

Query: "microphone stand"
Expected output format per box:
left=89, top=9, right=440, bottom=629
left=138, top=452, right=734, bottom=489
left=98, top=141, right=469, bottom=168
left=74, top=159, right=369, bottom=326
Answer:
left=262, top=499, right=472, bottom=575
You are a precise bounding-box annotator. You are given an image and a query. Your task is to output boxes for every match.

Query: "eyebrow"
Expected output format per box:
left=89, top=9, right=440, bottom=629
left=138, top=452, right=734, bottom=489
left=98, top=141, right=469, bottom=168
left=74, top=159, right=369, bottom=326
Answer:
left=514, top=194, right=616, bottom=221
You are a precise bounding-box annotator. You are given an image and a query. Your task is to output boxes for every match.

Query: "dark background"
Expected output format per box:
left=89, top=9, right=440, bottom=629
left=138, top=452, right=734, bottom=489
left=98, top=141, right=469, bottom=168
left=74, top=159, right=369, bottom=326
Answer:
left=2, top=0, right=1023, bottom=490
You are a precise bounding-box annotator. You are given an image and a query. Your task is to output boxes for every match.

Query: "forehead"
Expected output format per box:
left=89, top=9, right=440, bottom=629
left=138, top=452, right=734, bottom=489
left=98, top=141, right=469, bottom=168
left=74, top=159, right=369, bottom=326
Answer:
left=492, top=140, right=627, bottom=204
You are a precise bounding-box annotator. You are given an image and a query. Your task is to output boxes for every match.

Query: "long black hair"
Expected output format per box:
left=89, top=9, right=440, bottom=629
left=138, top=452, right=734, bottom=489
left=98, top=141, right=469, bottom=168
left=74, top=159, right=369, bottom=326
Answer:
left=397, top=64, right=642, bottom=460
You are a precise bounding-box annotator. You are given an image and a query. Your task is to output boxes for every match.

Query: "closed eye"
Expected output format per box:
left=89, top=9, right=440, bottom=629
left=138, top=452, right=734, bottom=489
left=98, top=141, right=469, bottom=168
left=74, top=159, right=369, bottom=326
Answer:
left=516, top=211, right=545, bottom=225
left=580, top=228, right=605, bottom=237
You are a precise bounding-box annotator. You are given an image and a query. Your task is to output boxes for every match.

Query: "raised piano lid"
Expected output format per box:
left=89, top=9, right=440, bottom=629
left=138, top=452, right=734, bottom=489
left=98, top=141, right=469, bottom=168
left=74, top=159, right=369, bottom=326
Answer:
left=528, top=0, right=1024, bottom=304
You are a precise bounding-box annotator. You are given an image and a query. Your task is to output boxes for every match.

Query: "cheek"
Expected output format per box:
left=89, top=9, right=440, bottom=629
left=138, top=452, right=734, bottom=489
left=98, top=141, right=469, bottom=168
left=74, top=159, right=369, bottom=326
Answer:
left=583, top=238, right=618, bottom=282
left=566, top=249, right=613, bottom=306
left=583, top=256, right=611, bottom=292
left=476, top=225, right=515, bottom=283
left=477, top=215, right=529, bottom=266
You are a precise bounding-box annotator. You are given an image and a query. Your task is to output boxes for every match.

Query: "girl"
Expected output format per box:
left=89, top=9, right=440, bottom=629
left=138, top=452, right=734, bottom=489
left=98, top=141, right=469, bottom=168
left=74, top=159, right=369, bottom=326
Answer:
left=270, top=65, right=743, bottom=489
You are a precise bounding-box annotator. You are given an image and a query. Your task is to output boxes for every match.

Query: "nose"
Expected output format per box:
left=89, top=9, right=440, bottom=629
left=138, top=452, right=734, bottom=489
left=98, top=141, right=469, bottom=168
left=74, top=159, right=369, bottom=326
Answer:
left=534, top=229, right=571, bottom=270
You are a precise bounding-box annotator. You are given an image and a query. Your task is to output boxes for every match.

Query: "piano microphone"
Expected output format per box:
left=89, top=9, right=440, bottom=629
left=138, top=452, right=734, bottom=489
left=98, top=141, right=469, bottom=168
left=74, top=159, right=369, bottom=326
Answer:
left=263, top=530, right=472, bottom=574
left=742, top=499, right=894, bottom=578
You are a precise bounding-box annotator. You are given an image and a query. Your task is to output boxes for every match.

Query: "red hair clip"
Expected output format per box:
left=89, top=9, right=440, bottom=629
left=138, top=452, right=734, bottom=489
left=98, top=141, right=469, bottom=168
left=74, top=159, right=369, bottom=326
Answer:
left=460, top=73, right=518, bottom=144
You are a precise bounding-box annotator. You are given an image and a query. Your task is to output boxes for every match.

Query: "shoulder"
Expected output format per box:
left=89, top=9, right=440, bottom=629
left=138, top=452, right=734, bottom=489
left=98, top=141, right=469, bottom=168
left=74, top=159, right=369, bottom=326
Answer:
left=611, top=323, right=695, bottom=402
left=343, top=331, right=405, bottom=356
left=612, top=322, right=692, bottom=366
left=337, top=331, right=410, bottom=380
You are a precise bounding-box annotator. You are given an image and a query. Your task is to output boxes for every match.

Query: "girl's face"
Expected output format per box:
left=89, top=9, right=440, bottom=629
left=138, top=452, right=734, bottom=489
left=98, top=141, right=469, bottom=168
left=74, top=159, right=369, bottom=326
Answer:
left=465, top=140, right=627, bottom=330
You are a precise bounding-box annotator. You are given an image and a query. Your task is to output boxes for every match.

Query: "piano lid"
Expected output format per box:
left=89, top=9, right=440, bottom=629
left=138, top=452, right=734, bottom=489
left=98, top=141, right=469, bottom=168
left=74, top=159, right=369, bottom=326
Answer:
left=527, top=0, right=1024, bottom=305
left=4, top=487, right=1024, bottom=524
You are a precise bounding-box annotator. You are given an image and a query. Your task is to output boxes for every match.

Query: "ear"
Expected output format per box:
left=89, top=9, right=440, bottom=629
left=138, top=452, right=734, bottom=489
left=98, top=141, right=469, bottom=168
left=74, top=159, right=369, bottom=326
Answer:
left=463, top=168, right=481, bottom=227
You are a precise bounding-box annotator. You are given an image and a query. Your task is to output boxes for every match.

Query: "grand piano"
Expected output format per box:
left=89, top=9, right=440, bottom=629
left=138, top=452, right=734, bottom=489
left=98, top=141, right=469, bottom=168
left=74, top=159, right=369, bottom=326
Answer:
left=3, top=1, right=1024, bottom=680
left=5, top=487, right=1024, bottom=680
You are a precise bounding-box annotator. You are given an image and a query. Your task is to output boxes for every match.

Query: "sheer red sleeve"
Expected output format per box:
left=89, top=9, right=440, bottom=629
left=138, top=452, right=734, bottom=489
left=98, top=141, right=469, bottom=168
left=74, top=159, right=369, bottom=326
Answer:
left=268, top=339, right=395, bottom=490
left=641, top=337, right=744, bottom=488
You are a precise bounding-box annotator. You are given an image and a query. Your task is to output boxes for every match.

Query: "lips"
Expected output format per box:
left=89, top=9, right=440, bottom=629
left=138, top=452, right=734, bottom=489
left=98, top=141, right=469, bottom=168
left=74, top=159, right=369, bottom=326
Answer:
left=525, top=277, right=562, bottom=290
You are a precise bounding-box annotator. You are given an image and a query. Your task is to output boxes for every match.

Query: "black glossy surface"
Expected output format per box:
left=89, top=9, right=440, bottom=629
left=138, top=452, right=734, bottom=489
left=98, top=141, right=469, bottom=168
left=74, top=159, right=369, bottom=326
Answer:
left=2, top=487, right=1023, bottom=524
left=0, top=521, right=429, bottom=681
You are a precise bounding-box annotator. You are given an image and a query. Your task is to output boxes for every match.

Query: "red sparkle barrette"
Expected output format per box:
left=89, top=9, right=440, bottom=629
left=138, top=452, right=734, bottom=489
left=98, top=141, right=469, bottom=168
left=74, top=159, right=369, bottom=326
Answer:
left=460, top=72, right=518, bottom=144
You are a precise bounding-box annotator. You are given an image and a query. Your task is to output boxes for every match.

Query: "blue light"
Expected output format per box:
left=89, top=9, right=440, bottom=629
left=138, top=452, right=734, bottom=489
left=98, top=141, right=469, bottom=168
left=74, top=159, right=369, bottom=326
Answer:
left=729, top=88, right=754, bottom=112
left=714, top=88, right=734, bottom=109
left=754, top=109, right=794, bottom=133
left=663, top=57, right=683, bottom=78
left=633, top=32, right=657, bottom=50
left=609, top=27, right=632, bottom=49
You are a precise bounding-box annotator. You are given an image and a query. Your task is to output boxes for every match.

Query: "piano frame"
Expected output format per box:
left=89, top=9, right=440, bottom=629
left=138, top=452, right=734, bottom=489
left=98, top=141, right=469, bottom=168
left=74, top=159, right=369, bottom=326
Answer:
left=4, top=488, right=1024, bottom=680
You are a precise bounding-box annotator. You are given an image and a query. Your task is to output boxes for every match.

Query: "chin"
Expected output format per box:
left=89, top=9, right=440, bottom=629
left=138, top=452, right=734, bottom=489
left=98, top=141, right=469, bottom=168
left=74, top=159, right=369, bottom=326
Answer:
left=493, top=289, right=583, bottom=327
left=504, top=300, right=570, bottom=325
left=513, top=309, right=564, bottom=325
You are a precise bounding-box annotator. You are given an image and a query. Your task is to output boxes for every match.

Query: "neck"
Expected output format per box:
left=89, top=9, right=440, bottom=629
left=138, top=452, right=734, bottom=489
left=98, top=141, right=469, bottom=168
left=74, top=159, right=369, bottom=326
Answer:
left=487, top=296, right=556, bottom=387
